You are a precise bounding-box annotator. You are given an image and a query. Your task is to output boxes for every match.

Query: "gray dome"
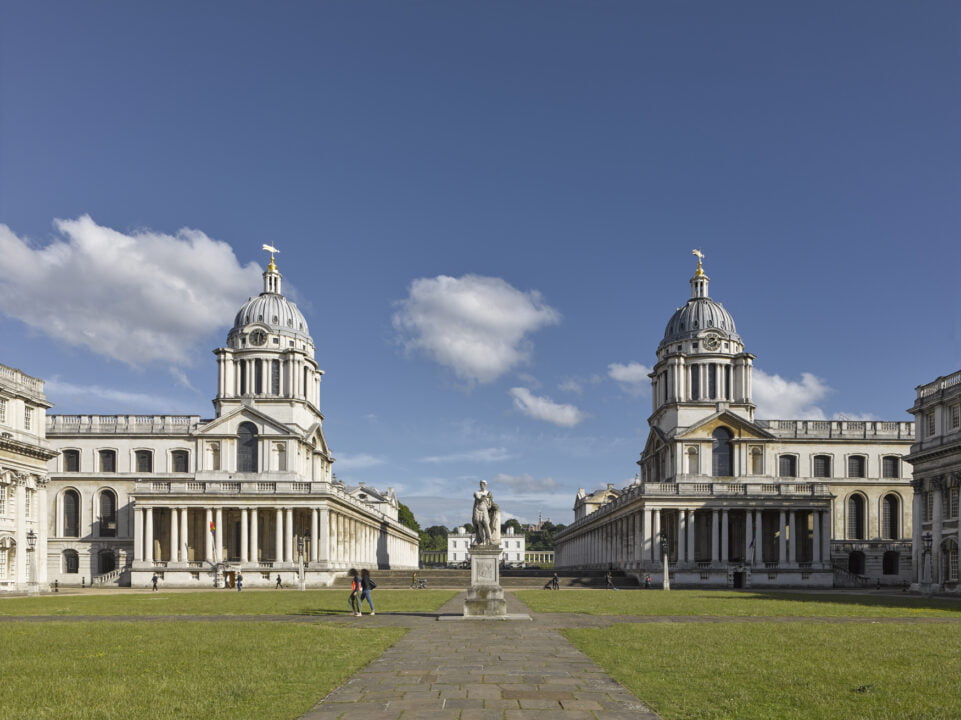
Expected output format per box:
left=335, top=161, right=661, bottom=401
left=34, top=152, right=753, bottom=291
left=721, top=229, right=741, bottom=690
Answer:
left=231, top=293, right=310, bottom=339
left=661, top=298, right=739, bottom=345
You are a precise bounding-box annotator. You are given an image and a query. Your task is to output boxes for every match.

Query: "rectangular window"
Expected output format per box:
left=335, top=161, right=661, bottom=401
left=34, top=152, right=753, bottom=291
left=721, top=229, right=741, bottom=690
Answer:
left=24, top=406, right=32, bottom=431
left=813, top=455, right=831, bottom=478
left=778, top=455, right=797, bottom=477
left=951, top=405, right=961, bottom=430
left=64, top=450, right=80, bottom=472
left=950, top=487, right=960, bottom=520
left=0, top=398, right=6, bottom=423
left=24, top=490, right=31, bottom=517
left=924, top=492, right=934, bottom=523
left=690, top=366, right=700, bottom=401
left=926, top=411, right=936, bottom=437
left=99, top=450, right=116, bottom=473
left=882, top=456, right=899, bottom=479
left=847, top=456, right=866, bottom=478
left=136, top=451, right=153, bottom=473
left=708, top=364, right=717, bottom=400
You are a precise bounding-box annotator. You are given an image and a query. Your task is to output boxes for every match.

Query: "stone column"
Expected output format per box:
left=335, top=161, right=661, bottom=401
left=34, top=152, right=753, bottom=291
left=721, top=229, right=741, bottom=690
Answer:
left=711, top=510, right=720, bottom=563
left=754, top=510, right=763, bottom=565
left=215, top=508, right=223, bottom=563
left=821, top=510, right=832, bottom=565
left=651, top=509, right=660, bottom=565
left=686, top=510, right=695, bottom=564
left=205, top=508, right=213, bottom=563
left=240, top=508, right=249, bottom=563
left=310, top=508, right=319, bottom=563
left=285, top=507, right=294, bottom=564
left=911, top=482, right=922, bottom=584
left=318, top=508, right=330, bottom=564
left=778, top=510, right=787, bottom=566
left=134, top=506, right=144, bottom=562
left=813, top=511, right=821, bottom=568
left=721, top=510, right=729, bottom=563
left=933, top=480, right=944, bottom=584
left=275, top=508, right=284, bottom=563
left=170, top=508, right=179, bottom=564
left=145, top=507, right=154, bottom=563
left=250, top=508, right=259, bottom=563
left=745, top=510, right=753, bottom=565
left=789, top=511, right=797, bottom=565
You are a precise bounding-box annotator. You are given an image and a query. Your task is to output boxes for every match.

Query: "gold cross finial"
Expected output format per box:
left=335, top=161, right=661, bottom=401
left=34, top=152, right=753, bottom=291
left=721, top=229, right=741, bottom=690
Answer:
left=692, top=248, right=705, bottom=276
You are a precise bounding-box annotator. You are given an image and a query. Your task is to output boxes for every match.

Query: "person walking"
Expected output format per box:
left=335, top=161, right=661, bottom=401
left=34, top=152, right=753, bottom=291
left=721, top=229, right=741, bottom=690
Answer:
left=360, top=568, right=377, bottom=615
left=606, top=571, right=616, bottom=590
left=236, top=573, right=243, bottom=592
left=151, top=574, right=159, bottom=591
left=551, top=572, right=560, bottom=590
left=275, top=574, right=283, bottom=589
left=348, top=569, right=362, bottom=616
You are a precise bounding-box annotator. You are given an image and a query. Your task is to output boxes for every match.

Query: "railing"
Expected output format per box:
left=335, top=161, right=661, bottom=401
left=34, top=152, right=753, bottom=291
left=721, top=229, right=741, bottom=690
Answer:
left=47, top=414, right=201, bottom=434
left=918, top=370, right=961, bottom=399
left=93, top=566, right=129, bottom=585
left=0, top=363, right=45, bottom=396
left=756, top=419, right=914, bottom=439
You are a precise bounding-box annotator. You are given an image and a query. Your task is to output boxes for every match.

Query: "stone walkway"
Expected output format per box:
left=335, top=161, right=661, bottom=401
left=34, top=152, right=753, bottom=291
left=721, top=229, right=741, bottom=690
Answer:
left=301, top=592, right=661, bottom=720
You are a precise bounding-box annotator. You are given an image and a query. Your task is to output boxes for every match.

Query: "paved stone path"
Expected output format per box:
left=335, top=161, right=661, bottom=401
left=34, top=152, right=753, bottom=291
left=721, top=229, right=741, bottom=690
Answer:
left=301, top=592, right=660, bottom=720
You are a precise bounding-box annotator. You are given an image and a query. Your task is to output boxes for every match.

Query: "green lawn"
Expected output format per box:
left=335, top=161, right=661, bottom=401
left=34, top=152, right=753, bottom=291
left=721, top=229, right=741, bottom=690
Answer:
left=0, top=589, right=457, bottom=616
left=1, top=621, right=404, bottom=720
left=564, top=622, right=961, bottom=720
left=516, top=588, right=961, bottom=617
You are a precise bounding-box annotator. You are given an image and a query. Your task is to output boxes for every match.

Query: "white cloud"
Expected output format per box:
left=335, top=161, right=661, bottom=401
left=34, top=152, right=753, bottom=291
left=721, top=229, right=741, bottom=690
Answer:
left=0, top=216, right=262, bottom=367
left=608, top=361, right=652, bottom=396
left=419, top=447, right=513, bottom=464
left=492, top=473, right=559, bottom=493
left=335, top=453, right=387, bottom=470
left=558, top=378, right=582, bottom=394
left=509, top=387, right=586, bottom=427
left=45, top=378, right=182, bottom=412
left=753, top=369, right=832, bottom=419
left=392, top=274, right=560, bottom=384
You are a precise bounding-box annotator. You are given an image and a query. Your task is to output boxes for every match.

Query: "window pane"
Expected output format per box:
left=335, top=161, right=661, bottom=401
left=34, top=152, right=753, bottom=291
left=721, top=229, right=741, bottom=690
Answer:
left=813, top=455, right=830, bottom=478
left=847, top=456, right=865, bottom=478
left=779, top=456, right=797, bottom=477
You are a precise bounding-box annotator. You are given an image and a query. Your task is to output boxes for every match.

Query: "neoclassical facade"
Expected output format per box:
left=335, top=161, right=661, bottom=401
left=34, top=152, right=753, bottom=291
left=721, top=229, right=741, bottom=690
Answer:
left=45, top=253, right=418, bottom=588
left=555, top=255, right=914, bottom=588
left=906, top=370, right=961, bottom=592
left=447, top=526, right=526, bottom=566
left=0, top=363, right=57, bottom=591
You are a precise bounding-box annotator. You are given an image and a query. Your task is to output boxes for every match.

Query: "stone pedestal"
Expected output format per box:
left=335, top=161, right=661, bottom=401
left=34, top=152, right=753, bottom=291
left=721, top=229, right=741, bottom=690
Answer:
left=464, top=545, right=506, bottom=617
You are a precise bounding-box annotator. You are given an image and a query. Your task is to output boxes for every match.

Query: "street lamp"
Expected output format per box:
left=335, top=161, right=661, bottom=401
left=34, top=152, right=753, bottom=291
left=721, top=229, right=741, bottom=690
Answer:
left=26, top=529, right=37, bottom=595
left=659, top=531, right=671, bottom=591
left=922, top=532, right=933, bottom=594
left=297, top=535, right=306, bottom=591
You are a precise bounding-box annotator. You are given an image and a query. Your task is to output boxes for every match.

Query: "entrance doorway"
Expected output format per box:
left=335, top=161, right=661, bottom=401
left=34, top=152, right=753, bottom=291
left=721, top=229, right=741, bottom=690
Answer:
left=733, top=571, right=746, bottom=588
left=224, top=570, right=236, bottom=589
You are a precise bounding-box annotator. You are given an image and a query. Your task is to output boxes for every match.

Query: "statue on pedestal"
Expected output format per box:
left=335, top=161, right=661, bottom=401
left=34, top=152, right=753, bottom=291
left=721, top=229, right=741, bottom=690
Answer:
left=472, top=480, right=501, bottom=546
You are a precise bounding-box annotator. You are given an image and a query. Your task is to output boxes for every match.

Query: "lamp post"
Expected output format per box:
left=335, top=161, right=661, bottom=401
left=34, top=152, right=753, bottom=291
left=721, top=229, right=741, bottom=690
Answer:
left=297, top=535, right=306, bottom=591
left=26, top=529, right=37, bottom=595
left=659, top=531, right=671, bottom=591
left=922, top=531, right=933, bottom=596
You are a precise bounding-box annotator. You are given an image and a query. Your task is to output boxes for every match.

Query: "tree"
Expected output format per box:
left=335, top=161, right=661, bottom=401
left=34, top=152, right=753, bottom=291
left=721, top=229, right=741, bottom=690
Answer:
left=419, top=525, right=450, bottom=551
left=502, top=518, right=524, bottom=535
left=397, top=502, right=420, bottom=533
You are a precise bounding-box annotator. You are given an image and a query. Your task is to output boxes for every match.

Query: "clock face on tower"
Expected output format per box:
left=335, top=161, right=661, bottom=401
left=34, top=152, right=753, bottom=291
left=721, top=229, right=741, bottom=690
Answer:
left=249, top=330, right=267, bottom=346
left=702, top=333, right=721, bottom=351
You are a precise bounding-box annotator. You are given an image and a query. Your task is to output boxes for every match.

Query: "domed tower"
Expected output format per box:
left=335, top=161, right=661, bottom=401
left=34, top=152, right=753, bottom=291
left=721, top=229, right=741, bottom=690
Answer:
left=213, top=249, right=324, bottom=427
left=649, top=251, right=756, bottom=435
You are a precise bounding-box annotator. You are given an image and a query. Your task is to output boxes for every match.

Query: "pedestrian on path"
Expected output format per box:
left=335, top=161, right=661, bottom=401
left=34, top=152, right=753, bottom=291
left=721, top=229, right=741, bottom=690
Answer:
left=551, top=572, right=560, bottom=590
left=348, top=568, right=362, bottom=616
left=275, top=574, right=283, bottom=589
left=151, top=574, right=158, bottom=591
left=360, top=568, right=376, bottom=615
left=606, top=571, right=616, bottom=590
left=237, top=573, right=243, bottom=592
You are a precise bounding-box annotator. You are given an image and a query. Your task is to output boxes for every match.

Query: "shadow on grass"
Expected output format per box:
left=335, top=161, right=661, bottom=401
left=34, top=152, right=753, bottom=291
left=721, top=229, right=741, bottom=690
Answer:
left=699, top=589, right=961, bottom=614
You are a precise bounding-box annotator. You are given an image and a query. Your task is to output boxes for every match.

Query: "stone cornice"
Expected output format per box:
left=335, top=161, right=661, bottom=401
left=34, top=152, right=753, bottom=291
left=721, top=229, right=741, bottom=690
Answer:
left=0, top=435, right=59, bottom=461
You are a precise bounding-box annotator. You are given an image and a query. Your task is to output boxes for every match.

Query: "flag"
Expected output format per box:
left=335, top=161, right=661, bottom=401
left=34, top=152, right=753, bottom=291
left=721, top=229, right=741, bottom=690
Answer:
left=209, top=521, right=216, bottom=533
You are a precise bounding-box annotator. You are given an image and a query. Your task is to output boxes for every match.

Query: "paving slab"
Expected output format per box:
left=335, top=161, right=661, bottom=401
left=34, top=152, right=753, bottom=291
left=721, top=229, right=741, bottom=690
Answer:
left=301, top=591, right=660, bottom=720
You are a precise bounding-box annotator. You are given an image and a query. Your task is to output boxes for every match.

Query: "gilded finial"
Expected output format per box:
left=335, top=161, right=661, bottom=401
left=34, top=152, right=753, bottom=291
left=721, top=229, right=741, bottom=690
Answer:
left=692, top=248, right=705, bottom=276
left=262, top=243, right=280, bottom=271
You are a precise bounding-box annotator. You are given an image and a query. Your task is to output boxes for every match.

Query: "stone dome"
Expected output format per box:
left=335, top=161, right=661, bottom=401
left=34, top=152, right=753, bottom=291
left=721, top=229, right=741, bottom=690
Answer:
left=659, top=259, right=740, bottom=348
left=232, top=293, right=310, bottom=339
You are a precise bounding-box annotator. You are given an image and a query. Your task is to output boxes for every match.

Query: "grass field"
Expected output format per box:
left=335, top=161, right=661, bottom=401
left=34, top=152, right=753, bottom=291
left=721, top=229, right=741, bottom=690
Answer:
left=564, top=622, right=961, bottom=720
left=516, top=588, right=961, bottom=617
left=1, top=621, right=404, bottom=720
left=0, top=588, right=457, bottom=616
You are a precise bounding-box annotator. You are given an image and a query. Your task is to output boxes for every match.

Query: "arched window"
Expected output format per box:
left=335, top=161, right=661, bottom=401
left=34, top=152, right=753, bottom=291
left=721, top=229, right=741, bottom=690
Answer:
left=686, top=447, right=699, bottom=474
left=99, top=449, right=116, bottom=473
left=882, top=551, right=899, bottom=576
left=847, top=494, right=866, bottom=540
left=99, top=490, right=117, bottom=538
left=135, top=450, right=153, bottom=473
left=690, top=365, right=700, bottom=400
left=237, top=422, right=258, bottom=473
left=63, top=549, right=79, bottom=574
left=848, top=550, right=866, bottom=575
left=97, top=549, right=116, bottom=575
left=778, top=455, right=798, bottom=478
left=813, top=455, right=832, bottom=478
left=271, top=359, right=281, bottom=395
left=63, top=489, right=80, bottom=538
left=881, top=494, right=899, bottom=539
left=274, top=442, right=288, bottom=472
left=171, top=450, right=189, bottom=473
left=847, top=455, right=866, bottom=478
left=63, top=449, right=80, bottom=472
left=712, top=427, right=733, bottom=477
left=208, top=442, right=221, bottom=471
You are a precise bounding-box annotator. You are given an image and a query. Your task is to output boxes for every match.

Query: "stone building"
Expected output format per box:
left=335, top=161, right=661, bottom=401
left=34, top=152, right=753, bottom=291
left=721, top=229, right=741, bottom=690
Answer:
left=45, top=252, right=418, bottom=588
left=447, top=525, right=526, bottom=566
left=0, top=363, right=57, bottom=591
left=906, top=369, right=961, bottom=592
left=555, top=255, right=914, bottom=588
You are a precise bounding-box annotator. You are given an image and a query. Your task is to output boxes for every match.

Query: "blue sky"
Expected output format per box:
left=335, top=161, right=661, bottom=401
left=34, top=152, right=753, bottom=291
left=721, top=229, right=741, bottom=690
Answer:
left=1, top=2, right=958, bottom=527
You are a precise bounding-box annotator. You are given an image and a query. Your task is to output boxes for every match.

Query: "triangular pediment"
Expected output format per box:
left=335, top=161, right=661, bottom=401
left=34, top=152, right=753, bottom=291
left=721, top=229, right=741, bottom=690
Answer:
left=195, top=405, right=296, bottom=438
left=675, top=410, right=775, bottom=440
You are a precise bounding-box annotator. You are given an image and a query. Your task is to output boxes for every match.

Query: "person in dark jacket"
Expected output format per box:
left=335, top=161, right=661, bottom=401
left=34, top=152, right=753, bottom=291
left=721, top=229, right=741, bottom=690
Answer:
left=360, top=568, right=376, bottom=615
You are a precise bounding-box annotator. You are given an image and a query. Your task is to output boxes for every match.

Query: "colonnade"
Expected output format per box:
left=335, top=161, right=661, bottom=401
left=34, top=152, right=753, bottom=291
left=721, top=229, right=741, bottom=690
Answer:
left=557, top=505, right=833, bottom=570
